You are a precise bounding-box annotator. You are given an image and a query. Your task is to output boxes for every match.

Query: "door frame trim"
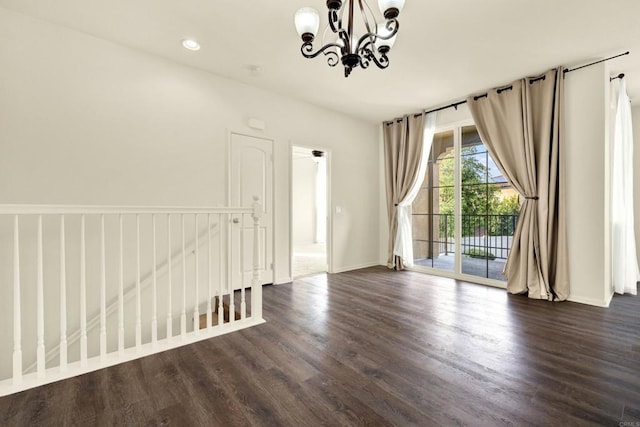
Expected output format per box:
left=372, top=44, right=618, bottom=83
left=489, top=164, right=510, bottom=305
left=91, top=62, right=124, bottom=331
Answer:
left=289, top=142, right=333, bottom=279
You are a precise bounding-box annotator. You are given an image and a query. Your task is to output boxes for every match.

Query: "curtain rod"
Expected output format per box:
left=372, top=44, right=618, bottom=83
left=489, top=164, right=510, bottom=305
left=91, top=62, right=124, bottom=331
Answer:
left=384, top=51, right=630, bottom=125
left=564, top=51, right=629, bottom=74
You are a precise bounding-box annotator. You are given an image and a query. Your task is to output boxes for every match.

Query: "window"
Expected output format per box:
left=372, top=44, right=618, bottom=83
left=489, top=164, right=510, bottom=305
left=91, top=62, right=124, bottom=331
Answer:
left=412, top=124, right=519, bottom=283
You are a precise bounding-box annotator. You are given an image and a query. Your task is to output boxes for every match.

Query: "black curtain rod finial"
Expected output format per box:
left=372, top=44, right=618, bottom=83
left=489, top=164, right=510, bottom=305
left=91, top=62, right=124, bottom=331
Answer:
left=610, top=73, right=625, bottom=81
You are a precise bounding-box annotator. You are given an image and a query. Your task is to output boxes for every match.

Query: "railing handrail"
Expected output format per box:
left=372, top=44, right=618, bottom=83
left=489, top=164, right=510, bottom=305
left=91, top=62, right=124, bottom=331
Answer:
left=0, top=204, right=254, bottom=215
left=414, top=212, right=519, bottom=217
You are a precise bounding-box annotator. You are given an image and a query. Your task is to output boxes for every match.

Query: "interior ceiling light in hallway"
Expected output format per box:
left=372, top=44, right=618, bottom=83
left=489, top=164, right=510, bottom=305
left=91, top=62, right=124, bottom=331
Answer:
left=294, top=0, right=405, bottom=77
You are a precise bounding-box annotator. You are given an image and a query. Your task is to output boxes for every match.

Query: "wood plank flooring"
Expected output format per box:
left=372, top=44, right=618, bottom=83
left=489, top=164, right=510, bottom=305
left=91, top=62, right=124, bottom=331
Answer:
left=2, top=266, right=639, bottom=426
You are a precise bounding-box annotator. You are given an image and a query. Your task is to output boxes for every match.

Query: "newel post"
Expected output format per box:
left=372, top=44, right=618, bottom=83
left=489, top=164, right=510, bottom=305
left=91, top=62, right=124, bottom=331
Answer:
left=251, top=196, right=263, bottom=320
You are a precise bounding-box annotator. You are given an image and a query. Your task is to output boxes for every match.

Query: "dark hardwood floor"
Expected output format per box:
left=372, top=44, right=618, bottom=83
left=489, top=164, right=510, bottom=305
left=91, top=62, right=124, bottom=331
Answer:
left=2, top=266, right=639, bottom=426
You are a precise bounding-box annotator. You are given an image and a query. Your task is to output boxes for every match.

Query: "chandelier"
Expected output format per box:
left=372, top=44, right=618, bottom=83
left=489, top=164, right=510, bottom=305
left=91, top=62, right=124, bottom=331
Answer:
left=294, top=0, right=406, bottom=77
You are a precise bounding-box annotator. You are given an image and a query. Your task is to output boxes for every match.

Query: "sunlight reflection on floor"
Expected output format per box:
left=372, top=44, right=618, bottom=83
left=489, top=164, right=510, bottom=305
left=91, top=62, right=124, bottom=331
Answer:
left=293, top=243, right=326, bottom=278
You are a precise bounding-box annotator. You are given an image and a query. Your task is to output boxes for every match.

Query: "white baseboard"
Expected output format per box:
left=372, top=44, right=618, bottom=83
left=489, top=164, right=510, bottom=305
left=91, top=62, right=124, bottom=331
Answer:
left=567, top=294, right=611, bottom=307
left=331, top=262, right=381, bottom=274
left=275, top=277, right=293, bottom=285
left=0, top=317, right=265, bottom=397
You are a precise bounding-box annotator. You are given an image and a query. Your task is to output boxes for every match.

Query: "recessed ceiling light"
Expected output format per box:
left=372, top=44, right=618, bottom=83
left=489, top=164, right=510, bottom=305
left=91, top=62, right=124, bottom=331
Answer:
left=249, top=65, right=263, bottom=77
left=182, top=39, right=201, bottom=51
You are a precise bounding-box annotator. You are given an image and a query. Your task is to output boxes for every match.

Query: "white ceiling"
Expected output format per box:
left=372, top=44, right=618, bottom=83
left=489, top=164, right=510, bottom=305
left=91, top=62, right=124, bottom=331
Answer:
left=1, top=0, right=639, bottom=123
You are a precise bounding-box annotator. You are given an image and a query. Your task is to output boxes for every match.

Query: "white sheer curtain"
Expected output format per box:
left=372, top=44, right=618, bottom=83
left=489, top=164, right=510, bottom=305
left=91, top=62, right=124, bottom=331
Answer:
left=611, top=77, right=640, bottom=295
left=393, top=112, right=437, bottom=266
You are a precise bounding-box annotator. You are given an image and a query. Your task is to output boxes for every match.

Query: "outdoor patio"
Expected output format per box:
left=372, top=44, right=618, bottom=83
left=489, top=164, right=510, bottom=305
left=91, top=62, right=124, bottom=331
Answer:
left=414, top=253, right=507, bottom=281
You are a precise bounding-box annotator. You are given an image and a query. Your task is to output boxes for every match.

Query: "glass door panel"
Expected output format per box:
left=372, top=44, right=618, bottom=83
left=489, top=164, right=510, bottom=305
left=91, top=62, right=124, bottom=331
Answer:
left=412, top=124, right=519, bottom=284
left=460, top=125, right=517, bottom=281
left=412, top=130, right=455, bottom=272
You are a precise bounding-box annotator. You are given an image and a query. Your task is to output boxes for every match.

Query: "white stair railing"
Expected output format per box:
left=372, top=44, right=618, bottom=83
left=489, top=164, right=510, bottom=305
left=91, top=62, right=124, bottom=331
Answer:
left=21, top=219, right=221, bottom=375
left=0, top=202, right=264, bottom=396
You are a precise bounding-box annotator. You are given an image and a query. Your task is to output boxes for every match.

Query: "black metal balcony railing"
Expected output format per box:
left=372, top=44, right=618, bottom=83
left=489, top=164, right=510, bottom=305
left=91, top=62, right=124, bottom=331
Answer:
left=413, top=213, right=519, bottom=260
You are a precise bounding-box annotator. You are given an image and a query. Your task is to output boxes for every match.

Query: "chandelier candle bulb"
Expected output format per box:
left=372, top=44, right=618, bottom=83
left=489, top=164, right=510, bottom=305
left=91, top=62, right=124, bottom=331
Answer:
left=294, top=0, right=404, bottom=77
left=294, top=7, right=320, bottom=42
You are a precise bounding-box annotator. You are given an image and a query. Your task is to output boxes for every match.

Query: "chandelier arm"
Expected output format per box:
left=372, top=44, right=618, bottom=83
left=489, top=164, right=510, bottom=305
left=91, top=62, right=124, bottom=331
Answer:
left=354, top=19, right=398, bottom=53
left=359, top=46, right=389, bottom=69
left=337, top=30, right=350, bottom=56
left=337, top=4, right=345, bottom=34
left=325, top=51, right=341, bottom=67
left=328, top=9, right=340, bottom=34
left=357, top=0, right=374, bottom=37
left=359, top=53, right=371, bottom=70
left=301, top=42, right=342, bottom=66
left=369, top=52, right=390, bottom=69
left=328, top=5, right=350, bottom=56
left=382, top=18, right=399, bottom=38
left=354, top=32, right=377, bottom=54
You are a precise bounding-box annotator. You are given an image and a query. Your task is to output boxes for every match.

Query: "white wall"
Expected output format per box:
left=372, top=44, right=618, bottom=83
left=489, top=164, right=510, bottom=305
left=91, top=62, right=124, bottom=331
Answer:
left=0, top=7, right=380, bottom=276
left=379, top=126, right=388, bottom=265
left=633, top=106, right=640, bottom=270
left=292, top=151, right=316, bottom=247
left=0, top=8, right=380, bottom=378
left=565, top=62, right=612, bottom=306
left=379, top=67, right=615, bottom=306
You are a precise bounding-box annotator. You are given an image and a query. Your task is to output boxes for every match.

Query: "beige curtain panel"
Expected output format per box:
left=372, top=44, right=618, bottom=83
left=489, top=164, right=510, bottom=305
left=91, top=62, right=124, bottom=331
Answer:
left=383, top=113, right=426, bottom=270
left=466, top=67, right=569, bottom=300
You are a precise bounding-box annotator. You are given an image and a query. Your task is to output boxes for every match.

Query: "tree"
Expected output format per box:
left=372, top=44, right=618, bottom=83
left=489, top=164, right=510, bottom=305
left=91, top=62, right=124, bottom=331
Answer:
left=490, top=195, right=521, bottom=236
left=492, top=195, right=521, bottom=215
left=434, top=145, right=520, bottom=237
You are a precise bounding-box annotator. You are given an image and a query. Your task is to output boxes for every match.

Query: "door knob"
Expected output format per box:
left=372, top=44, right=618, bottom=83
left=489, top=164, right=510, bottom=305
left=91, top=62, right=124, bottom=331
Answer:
left=232, top=218, right=239, bottom=224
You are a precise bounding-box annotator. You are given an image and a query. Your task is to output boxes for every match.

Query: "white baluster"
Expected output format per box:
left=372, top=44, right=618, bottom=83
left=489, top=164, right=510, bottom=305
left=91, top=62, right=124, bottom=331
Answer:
left=118, top=215, right=124, bottom=354
left=251, top=197, right=263, bottom=320
left=193, top=214, right=199, bottom=334
left=166, top=215, right=173, bottom=342
left=218, top=214, right=224, bottom=326
left=100, top=215, right=107, bottom=361
left=136, top=214, right=141, bottom=349
left=207, top=214, right=212, bottom=331
left=80, top=215, right=87, bottom=367
left=152, top=214, right=158, bottom=346
left=13, top=215, right=22, bottom=385
left=180, top=214, right=186, bottom=339
left=36, top=215, right=45, bottom=378
left=59, top=215, right=67, bottom=372
left=240, top=213, right=247, bottom=319
left=228, top=213, right=235, bottom=324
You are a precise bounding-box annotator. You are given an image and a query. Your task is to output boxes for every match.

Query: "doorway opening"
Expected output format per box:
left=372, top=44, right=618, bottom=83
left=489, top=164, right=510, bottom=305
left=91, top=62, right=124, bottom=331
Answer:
left=291, top=146, right=328, bottom=278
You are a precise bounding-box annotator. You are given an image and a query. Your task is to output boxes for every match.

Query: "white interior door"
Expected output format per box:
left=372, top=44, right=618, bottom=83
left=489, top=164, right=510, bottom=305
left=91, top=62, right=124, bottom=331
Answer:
left=229, top=132, right=274, bottom=288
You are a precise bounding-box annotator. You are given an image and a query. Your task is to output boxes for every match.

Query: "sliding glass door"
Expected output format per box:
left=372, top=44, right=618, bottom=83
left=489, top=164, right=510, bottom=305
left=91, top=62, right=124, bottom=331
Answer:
left=412, top=130, right=455, bottom=272
left=412, top=123, right=519, bottom=284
